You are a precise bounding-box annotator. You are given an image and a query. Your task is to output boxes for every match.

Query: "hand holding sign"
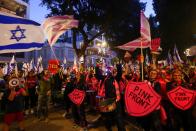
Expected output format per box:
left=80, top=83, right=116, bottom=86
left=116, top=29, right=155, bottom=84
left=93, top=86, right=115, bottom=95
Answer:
left=167, top=86, right=195, bottom=110
left=125, top=82, right=161, bottom=117
left=68, top=89, right=85, bottom=105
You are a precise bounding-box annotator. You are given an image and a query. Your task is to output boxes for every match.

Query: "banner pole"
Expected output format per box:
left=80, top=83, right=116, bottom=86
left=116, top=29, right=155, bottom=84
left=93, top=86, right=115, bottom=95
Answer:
left=50, top=46, right=58, bottom=62
left=141, top=39, right=144, bottom=81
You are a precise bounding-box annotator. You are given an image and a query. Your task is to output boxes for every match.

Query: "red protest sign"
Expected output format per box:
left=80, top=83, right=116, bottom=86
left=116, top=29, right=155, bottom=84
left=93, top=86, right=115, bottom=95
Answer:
left=167, top=86, right=195, bottom=110
left=151, top=38, right=160, bottom=52
left=48, top=59, right=59, bottom=74
left=68, top=89, right=86, bottom=105
left=125, top=82, right=161, bottom=116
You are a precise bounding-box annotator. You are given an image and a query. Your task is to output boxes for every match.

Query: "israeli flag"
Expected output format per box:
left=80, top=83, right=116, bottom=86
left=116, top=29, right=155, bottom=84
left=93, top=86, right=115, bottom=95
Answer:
left=0, top=13, right=45, bottom=53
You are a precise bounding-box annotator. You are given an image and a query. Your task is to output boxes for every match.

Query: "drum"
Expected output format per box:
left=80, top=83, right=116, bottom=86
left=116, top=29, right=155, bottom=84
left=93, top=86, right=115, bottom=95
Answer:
left=96, top=97, right=116, bottom=112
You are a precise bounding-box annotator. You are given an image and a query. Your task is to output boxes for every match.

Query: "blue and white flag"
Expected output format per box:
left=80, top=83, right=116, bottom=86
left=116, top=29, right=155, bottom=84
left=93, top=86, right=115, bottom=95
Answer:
left=29, top=59, right=38, bottom=72
left=0, top=13, right=45, bottom=53
left=173, top=44, right=183, bottom=63
left=63, top=57, right=67, bottom=64
left=145, top=53, right=150, bottom=66
left=167, top=50, right=173, bottom=69
left=22, top=62, right=29, bottom=76
left=36, top=56, right=43, bottom=73
left=8, top=55, right=16, bottom=73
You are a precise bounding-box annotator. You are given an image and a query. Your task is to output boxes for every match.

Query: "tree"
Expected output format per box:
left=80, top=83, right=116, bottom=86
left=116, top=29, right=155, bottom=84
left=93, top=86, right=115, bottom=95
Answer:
left=152, top=0, right=196, bottom=58
left=40, top=0, right=144, bottom=61
left=148, top=15, right=160, bottom=39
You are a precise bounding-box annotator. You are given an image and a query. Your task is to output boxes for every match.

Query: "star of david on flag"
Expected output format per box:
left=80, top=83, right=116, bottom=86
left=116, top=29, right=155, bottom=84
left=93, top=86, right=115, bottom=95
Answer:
left=10, top=25, right=26, bottom=42
left=0, top=13, right=45, bottom=53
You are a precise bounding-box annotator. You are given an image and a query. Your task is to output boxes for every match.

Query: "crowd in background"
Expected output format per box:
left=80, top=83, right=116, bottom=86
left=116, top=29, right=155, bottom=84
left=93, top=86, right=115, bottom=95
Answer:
left=0, top=61, right=195, bottom=131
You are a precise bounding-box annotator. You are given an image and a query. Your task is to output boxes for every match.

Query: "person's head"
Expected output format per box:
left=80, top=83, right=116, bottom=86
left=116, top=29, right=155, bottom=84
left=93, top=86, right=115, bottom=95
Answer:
left=10, top=71, right=17, bottom=79
left=89, top=70, right=94, bottom=78
left=132, top=72, right=140, bottom=82
left=149, top=69, right=158, bottom=80
left=18, top=70, right=24, bottom=77
left=43, top=69, right=50, bottom=76
left=105, top=66, right=112, bottom=77
left=158, top=69, right=167, bottom=79
left=172, top=69, right=182, bottom=82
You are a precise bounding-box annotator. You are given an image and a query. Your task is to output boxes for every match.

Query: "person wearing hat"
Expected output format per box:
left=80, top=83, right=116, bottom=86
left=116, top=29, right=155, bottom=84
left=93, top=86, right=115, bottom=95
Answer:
left=2, top=77, right=27, bottom=131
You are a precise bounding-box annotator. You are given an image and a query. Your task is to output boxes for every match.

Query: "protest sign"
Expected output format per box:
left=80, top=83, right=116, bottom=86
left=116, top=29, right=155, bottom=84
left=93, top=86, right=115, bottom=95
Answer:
left=68, top=89, right=85, bottom=105
left=125, top=82, right=161, bottom=116
left=167, top=86, right=195, bottom=110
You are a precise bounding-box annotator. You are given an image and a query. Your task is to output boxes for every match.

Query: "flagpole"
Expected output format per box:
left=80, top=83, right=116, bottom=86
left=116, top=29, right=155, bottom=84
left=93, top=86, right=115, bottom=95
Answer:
left=50, top=46, right=59, bottom=62
left=140, top=39, right=144, bottom=81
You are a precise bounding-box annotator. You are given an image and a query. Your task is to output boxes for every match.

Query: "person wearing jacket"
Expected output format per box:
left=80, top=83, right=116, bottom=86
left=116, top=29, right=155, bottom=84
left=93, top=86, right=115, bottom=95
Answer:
left=36, top=69, right=51, bottom=122
left=2, top=77, right=27, bottom=131
left=100, top=67, right=126, bottom=131
left=166, top=69, right=194, bottom=131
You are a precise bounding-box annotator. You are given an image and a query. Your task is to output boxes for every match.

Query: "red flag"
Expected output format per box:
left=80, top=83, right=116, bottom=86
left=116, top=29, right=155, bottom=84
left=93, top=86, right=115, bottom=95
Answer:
left=151, top=38, right=160, bottom=52
left=117, top=11, right=151, bottom=50
left=42, top=15, right=79, bottom=46
left=140, top=11, right=151, bottom=42
left=117, top=37, right=150, bottom=50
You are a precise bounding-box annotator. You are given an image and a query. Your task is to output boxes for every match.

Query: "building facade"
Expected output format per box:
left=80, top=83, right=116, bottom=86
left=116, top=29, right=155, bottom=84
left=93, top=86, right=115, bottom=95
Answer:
left=26, top=31, right=116, bottom=68
left=86, top=37, right=116, bottom=67
left=0, top=0, right=116, bottom=67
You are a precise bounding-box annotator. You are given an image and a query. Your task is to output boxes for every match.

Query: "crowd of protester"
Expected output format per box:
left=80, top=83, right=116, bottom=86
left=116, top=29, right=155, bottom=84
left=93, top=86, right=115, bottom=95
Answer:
left=0, top=61, right=195, bottom=131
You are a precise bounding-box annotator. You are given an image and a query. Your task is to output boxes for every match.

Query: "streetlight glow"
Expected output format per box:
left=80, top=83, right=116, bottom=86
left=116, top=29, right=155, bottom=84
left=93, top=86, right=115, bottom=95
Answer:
left=102, top=41, right=107, bottom=47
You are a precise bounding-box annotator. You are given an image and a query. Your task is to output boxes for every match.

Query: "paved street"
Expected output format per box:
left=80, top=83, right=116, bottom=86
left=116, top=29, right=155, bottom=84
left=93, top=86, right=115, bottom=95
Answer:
left=0, top=106, right=143, bottom=131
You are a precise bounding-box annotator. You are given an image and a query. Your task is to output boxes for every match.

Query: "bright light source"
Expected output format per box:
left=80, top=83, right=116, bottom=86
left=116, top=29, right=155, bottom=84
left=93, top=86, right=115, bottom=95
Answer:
left=102, top=41, right=107, bottom=47
left=97, top=43, right=101, bottom=46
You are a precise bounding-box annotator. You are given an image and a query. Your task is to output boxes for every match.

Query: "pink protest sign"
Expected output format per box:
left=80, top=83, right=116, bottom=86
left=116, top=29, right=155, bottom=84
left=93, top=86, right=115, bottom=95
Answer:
left=68, top=89, right=86, bottom=105
left=167, top=86, right=195, bottom=110
left=125, top=82, right=161, bottom=116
